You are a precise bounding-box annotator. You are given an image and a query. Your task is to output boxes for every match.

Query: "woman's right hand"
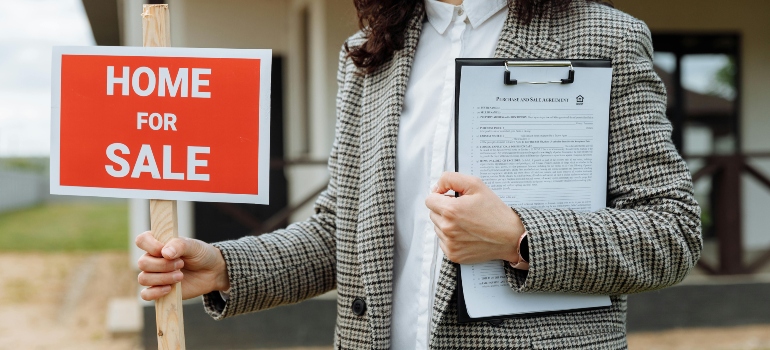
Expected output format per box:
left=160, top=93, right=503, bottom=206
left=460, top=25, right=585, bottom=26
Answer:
left=135, top=231, right=230, bottom=301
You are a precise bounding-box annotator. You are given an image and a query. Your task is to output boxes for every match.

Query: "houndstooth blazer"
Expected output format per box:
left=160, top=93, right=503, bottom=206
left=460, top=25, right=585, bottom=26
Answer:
left=203, top=1, right=702, bottom=349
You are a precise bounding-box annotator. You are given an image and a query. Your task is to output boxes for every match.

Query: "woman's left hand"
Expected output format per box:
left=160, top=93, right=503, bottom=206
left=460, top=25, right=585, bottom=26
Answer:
left=425, top=172, right=525, bottom=264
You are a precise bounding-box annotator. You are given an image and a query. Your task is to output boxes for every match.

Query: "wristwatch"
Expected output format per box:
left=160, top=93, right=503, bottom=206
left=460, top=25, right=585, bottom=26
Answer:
left=509, top=232, right=529, bottom=270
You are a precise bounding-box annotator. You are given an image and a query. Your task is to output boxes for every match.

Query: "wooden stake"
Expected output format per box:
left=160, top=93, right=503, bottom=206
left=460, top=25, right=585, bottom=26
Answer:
left=149, top=200, right=185, bottom=350
left=142, top=4, right=171, bottom=47
left=143, top=5, right=185, bottom=350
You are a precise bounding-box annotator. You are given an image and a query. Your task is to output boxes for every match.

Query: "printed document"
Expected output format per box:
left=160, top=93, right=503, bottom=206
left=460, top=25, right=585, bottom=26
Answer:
left=456, top=63, right=613, bottom=318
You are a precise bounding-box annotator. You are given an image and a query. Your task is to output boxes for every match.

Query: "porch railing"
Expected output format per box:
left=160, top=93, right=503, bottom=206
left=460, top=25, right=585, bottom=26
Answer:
left=689, top=152, right=770, bottom=275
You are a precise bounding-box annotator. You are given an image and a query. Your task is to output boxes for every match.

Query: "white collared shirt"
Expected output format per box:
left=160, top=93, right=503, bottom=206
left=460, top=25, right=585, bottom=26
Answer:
left=391, top=0, right=509, bottom=348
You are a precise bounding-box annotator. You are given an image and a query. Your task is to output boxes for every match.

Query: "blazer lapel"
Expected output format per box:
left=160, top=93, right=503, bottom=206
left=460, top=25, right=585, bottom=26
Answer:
left=494, top=0, right=562, bottom=59
left=430, top=0, right=563, bottom=335
left=357, top=2, right=424, bottom=348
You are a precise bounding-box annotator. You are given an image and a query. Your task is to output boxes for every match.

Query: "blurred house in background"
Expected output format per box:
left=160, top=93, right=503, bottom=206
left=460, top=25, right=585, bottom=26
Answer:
left=80, top=0, right=770, bottom=348
left=617, top=0, right=770, bottom=277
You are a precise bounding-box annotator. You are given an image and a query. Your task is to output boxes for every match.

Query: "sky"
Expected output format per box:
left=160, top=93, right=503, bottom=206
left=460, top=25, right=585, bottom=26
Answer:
left=0, top=0, right=94, bottom=156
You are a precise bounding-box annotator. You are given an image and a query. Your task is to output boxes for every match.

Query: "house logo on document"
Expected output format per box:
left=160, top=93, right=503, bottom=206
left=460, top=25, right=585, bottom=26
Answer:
left=576, top=95, right=584, bottom=105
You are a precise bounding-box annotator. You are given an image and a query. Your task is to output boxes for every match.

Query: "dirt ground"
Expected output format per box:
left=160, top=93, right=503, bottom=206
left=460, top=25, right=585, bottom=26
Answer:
left=628, top=325, right=770, bottom=350
left=0, top=252, right=769, bottom=350
left=0, top=252, right=139, bottom=350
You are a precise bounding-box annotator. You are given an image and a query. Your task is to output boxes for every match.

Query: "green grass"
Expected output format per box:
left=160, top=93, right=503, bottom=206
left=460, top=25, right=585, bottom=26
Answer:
left=0, top=202, right=128, bottom=251
left=0, top=157, right=48, bottom=174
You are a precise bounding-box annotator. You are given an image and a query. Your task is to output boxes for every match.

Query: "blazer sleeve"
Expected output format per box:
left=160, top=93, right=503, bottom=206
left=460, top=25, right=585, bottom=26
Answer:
left=504, top=20, right=703, bottom=295
left=202, top=47, right=352, bottom=320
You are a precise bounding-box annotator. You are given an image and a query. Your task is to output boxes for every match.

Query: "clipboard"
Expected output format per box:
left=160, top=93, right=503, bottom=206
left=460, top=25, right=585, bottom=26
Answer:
left=453, top=58, right=613, bottom=323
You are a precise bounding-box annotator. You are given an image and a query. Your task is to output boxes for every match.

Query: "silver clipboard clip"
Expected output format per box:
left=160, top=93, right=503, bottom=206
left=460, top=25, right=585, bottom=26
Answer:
left=503, top=60, right=575, bottom=85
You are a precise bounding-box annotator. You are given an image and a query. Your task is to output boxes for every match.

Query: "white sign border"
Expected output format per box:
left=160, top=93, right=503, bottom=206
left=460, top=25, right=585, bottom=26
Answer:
left=50, top=46, right=272, bottom=204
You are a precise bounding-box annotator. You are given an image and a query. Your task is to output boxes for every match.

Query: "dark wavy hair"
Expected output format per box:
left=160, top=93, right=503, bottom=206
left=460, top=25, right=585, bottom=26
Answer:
left=346, top=0, right=612, bottom=74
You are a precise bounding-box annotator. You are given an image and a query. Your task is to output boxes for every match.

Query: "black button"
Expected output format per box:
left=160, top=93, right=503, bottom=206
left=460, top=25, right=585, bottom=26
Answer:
left=351, top=298, right=366, bottom=316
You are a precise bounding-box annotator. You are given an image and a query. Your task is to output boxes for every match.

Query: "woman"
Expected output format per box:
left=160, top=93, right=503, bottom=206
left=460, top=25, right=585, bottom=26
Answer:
left=135, top=0, right=702, bottom=348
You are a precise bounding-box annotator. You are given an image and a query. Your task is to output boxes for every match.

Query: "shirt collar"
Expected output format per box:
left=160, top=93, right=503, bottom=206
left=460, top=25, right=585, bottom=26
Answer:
left=424, top=0, right=508, bottom=34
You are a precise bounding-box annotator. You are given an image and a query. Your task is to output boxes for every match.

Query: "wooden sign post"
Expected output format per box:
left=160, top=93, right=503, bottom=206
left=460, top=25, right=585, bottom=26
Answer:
left=143, top=5, right=185, bottom=350
left=150, top=200, right=184, bottom=349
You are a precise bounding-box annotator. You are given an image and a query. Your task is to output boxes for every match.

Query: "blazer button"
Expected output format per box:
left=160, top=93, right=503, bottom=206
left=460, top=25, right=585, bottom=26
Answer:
left=351, top=298, right=367, bottom=316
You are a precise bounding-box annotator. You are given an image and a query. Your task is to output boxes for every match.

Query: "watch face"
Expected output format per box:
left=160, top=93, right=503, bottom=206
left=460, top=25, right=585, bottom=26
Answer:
left=520, top=236, right=530, bottom=262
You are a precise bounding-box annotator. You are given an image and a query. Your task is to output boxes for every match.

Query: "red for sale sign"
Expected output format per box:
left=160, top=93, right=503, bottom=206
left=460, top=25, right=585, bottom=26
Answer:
left=51, top=47, right=272, bottom=204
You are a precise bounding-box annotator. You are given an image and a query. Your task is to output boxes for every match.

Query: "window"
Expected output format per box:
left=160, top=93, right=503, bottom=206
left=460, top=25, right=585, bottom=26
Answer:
left=651, top=33, right=741, bottom=156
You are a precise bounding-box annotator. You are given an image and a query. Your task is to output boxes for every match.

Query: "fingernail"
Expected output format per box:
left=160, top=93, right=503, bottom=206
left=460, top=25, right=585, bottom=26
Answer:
left=162, top=285, right=172, bottom=294
left=162, top=246, right=176, bottom=258
left=174, top=260, right=183, bottom=269
left=431, top=184, right=437, bottom=193
left=173, top=272, right=183, bottom=282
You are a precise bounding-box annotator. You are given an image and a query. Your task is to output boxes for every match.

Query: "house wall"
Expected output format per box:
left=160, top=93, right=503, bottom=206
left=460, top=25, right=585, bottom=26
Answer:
left=166, top=0, right=290, bottom=52
left=614, top=0, right=770, bottom=249
left=284, top=0, right=358, bottom=221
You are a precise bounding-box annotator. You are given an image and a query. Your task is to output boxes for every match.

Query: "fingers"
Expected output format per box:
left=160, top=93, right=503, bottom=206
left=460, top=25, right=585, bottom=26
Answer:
left=438, top=235, right=447, bottom=252
left=161, top=237, right=206, bottom=260
left=432, top=212, right=476, bottom=242
left=140, top=285, right=172, bottom=301
left=434, top=172, right=481, bottom=195
left=434, top=224, right=448, bottom=242
left=138, top=270, right=184, bottom=287
left=137, top=233, right=205, bottom=261
left=425, top=193, right=454, bottom=216
left=135, top=231, right=164, bottom=257
left=160, top=237, right=188, bottom=260
left=429, top=210, right=445, bottom=228
left=438, top=238, right=454, bottom=262
left=138, top=253, right=184, bottom=273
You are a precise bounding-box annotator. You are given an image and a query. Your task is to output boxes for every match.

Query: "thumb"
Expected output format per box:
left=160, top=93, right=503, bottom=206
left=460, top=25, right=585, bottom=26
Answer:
left=433, top=172, right=480, bottom=195
left=161, top=237, right=204, bottom=260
